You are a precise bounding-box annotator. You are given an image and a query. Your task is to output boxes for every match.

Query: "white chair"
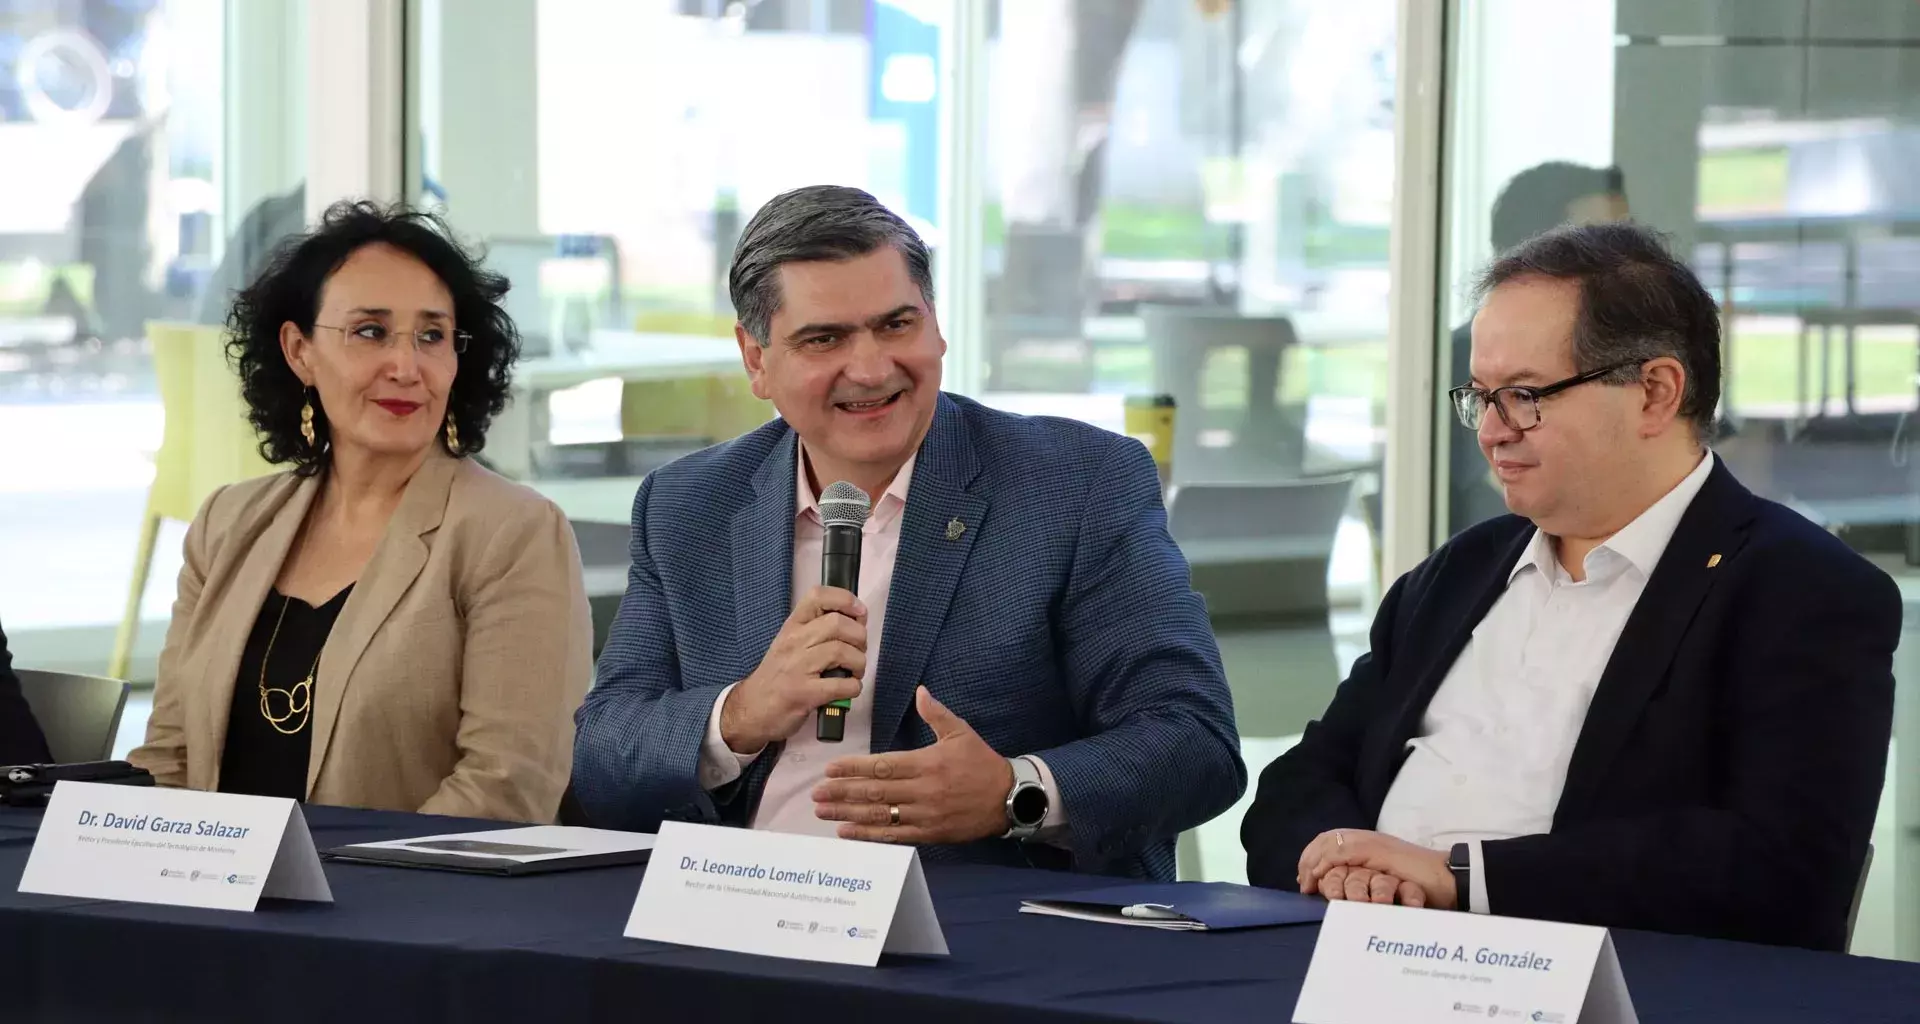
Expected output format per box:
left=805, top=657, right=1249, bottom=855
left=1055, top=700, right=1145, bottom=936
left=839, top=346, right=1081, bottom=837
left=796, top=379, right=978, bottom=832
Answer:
left=1141, top=306, right=1301, bottom=480
left=571, top=518, right=632, bottom=660
left=15, top=669, right=131, bottom=763
left=1168, top=475, right=1355, bottom=622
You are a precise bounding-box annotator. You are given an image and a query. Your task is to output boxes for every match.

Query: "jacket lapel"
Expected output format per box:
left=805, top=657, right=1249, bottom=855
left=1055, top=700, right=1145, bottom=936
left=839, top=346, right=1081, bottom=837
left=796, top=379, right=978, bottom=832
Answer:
left=197, top=474, right=316, bottom=791
left=305, top=452, right=454, bottom=794
left=1554, top=460, right=1755, bottom=822
left=731, top=429, right=799, bottom=686
left=872, top=396, right=985, bottom=751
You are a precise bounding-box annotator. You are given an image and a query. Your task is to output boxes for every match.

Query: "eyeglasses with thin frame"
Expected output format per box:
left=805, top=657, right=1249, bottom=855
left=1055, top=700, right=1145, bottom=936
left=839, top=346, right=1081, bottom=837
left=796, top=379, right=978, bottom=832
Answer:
left=312, top=322, right=470, bottom=357
left=1448, top=360, right=1641, bottom=432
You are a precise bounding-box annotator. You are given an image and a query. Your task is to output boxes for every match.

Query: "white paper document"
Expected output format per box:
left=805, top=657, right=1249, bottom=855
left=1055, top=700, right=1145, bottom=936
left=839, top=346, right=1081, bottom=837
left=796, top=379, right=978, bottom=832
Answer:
left=325, top=825, right=655, bottom=873
left=1294, top=901, right=1637, bottom=1024
left=18, top=780, right=332, bottom=912
left=624, top=821, right=948, bottom=967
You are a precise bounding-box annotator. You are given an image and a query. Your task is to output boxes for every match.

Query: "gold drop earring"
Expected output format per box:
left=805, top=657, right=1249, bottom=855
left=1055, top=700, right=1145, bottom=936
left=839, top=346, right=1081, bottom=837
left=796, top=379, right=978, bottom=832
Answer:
left=445, top=413, right=461, bottom=454
left=300, top=388, right=317, bottom=449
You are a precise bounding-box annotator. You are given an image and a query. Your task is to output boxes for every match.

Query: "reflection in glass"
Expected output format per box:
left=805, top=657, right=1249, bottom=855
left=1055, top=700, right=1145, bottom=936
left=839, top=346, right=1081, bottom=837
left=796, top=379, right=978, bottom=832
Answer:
left=0, top=1, right=306, bottom=643
left=984, top=0, right=1397, bottom=491
left=413, top=0, right=939, bottom=483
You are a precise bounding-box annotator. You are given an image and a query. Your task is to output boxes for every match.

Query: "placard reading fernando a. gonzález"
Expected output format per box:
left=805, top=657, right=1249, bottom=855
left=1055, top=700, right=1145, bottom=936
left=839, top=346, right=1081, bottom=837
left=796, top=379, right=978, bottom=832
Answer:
left=1294, top=900, right=1637, bottom=1024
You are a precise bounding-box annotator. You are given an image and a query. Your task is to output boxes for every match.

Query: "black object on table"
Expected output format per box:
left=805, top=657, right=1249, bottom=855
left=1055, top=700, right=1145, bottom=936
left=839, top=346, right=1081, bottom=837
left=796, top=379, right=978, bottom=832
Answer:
left=0, top=760, right=152, bottom=806
left=2, top=805, right=1919, bottom=1023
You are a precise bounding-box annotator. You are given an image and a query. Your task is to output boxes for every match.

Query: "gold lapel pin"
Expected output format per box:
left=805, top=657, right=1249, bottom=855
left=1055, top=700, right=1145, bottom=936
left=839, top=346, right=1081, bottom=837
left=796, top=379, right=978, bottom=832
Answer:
left=1706, top=553, right=1722, bottom=568
left=945, top=518, right=966, bottom=541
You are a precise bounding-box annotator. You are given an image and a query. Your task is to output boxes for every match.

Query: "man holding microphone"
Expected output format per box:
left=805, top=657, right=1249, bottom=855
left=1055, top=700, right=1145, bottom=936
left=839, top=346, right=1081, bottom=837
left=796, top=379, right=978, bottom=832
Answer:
left=572, top=186, right=1243, bottom=879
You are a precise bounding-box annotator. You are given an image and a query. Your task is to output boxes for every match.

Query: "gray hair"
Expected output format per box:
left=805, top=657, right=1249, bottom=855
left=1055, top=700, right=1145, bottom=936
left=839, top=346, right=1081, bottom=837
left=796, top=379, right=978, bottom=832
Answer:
left=728, top=185, right=935, bottom=346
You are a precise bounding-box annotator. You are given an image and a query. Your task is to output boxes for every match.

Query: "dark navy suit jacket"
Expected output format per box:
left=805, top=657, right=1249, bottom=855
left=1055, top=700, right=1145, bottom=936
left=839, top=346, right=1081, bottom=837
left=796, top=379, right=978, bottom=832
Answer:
left=1243, top=460, right=1899, bottom=950
left=574, top=393, right=1245, bottom=879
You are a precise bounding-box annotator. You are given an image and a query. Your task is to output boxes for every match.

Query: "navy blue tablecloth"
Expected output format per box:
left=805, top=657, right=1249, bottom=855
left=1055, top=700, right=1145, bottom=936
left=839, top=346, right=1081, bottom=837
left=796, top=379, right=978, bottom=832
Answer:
left=2, top=805, right=1918, bottom=1023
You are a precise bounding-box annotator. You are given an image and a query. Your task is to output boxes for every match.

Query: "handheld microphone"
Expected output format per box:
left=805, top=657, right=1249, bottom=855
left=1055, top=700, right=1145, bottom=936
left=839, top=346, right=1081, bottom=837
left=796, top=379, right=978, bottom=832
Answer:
left=816, top=481, right=871, bottom=742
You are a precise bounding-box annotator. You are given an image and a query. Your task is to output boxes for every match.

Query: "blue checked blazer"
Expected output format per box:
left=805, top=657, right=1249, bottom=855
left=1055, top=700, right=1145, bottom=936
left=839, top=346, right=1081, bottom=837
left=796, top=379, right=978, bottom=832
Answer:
left=572, top=392, right=1245, bottom=879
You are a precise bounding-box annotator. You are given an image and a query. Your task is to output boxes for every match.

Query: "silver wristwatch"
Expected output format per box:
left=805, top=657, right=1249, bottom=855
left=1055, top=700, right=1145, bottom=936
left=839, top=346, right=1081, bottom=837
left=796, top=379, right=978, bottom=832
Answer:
left=1002, top=755, right=1049, bottom=840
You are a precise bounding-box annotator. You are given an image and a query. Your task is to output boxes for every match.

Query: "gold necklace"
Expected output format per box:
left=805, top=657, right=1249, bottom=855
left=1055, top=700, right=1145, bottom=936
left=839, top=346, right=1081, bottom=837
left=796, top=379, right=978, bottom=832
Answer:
left=258, top=594, right=323, bottom=736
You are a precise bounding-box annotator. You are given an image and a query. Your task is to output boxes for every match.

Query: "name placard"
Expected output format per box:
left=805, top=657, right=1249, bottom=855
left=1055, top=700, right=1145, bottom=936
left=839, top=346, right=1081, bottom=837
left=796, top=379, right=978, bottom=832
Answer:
left=1294, top=901, right=1637, bottom=1024
left=18, top=781, right=332, bottom=912
left=624, top=821, right=948, bottom=967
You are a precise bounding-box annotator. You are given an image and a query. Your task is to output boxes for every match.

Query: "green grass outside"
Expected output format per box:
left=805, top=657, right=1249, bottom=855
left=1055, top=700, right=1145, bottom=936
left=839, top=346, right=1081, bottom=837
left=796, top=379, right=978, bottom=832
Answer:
left=0, top=264, right=96, bottom=317
left=620, top=201, right=1390, bottom=321
left=981, top=202, right=1388, bottom=267
left=979, top=201, right=1224, bottom=262
left=1697, top=147, right=1791, bottom=216
left=1725, top=330, right=1916, bottom=409
left=1070, top=330, right=1916, bottom=414
left=1086, top=343, right=1386, bottom=409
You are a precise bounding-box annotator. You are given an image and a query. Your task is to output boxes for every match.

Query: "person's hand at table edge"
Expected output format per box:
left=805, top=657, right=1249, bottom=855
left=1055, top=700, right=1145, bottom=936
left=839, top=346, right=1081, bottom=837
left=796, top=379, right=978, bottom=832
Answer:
left=811, top=686, right=1014, bottom=845
left=1299, top=829, right=1456, bottom=910
left=1316, top=864, right=1428, bottom=907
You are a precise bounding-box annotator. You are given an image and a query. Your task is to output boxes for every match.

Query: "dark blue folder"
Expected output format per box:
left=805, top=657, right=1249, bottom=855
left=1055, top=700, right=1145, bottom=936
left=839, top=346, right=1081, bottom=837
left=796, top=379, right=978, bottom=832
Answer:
left=1020, top=881, right=1327, bottom=931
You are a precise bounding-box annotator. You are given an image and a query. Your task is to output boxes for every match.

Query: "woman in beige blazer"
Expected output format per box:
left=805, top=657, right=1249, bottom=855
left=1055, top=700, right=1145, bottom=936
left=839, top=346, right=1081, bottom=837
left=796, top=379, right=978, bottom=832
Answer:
left=129, top=201, right=592, bottom=823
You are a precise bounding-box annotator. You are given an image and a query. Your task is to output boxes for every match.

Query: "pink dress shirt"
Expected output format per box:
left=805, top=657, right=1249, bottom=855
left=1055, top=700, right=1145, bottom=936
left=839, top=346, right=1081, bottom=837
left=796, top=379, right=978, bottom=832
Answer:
left=698, top=444, right=1066, bottom=839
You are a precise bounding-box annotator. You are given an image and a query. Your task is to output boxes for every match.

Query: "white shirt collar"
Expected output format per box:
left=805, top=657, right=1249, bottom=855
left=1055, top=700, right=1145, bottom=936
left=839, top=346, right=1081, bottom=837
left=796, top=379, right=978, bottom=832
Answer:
left=1509, top=450, right=1716, bottom=584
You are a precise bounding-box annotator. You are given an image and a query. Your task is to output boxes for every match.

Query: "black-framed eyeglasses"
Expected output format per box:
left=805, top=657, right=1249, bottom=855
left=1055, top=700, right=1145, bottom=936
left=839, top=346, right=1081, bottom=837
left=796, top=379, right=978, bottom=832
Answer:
left=1448, top=360, right=1641, bottom=432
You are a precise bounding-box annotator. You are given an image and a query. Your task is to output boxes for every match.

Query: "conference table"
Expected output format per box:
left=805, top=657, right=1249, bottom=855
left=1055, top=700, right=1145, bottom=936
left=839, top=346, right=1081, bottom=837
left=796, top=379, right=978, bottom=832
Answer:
left=3, top=806, right=1918, bottom=1023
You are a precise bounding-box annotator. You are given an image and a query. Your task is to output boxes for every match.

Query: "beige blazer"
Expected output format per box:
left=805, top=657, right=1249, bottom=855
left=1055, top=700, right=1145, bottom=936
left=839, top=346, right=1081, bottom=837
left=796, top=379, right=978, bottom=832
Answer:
left=129, top=450, right=593, bottom=823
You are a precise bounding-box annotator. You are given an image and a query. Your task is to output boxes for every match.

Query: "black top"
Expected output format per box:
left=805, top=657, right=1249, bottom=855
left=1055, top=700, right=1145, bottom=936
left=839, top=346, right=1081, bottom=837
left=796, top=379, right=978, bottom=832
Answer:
left=0, top=618, right=52, bottom=765
left=219, top=586, right=352, bottom=800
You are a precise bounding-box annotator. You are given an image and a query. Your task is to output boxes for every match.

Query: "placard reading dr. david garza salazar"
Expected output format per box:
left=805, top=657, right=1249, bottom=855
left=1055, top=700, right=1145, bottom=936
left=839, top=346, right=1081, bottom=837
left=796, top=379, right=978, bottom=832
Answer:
left=19, top=781, right=333, bottom=912
left=79, top=809, right=258, bottom=842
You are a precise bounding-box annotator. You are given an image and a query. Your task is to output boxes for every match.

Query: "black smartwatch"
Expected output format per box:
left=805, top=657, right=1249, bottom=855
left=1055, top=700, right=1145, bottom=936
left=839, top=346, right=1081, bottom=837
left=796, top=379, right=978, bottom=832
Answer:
left=1448, top=843, right=1471, bottom=912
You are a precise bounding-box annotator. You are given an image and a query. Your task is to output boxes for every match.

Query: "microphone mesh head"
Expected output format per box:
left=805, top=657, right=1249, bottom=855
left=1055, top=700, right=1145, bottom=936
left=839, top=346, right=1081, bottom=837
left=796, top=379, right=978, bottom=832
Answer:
left=819, top=481, right=871, bottom=529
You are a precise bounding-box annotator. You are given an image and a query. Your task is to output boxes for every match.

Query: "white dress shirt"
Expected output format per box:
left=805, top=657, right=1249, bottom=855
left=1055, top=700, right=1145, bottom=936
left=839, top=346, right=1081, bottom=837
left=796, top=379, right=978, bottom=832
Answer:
left=1374, top=451, right=1715, bottom=913
left=696, top=444, right=1066, bottom=839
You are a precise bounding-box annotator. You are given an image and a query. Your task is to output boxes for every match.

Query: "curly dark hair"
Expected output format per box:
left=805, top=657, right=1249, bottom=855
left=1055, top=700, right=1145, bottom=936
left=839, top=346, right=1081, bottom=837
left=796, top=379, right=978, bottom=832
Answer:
left=225, top=199, right=520, bottom=475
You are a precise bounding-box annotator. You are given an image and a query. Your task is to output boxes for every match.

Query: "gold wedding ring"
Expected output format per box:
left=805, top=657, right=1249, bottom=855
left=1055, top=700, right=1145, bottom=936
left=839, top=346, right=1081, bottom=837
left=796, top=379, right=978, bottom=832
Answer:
left=888, top=805, right=901, bottom=827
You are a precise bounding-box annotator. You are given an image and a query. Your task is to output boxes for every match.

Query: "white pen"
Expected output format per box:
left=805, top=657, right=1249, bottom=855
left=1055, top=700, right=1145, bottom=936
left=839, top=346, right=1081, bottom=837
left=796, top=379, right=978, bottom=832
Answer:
left=1120, top=903, right=1185, bottom=921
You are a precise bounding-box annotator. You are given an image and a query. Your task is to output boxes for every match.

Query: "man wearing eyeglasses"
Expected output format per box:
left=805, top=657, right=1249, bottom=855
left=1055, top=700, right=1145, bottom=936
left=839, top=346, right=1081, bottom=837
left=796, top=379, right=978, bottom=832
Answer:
left=1241, top=221, right=1899, bottom=952
left=1447, top=162, right=1630, bottom=533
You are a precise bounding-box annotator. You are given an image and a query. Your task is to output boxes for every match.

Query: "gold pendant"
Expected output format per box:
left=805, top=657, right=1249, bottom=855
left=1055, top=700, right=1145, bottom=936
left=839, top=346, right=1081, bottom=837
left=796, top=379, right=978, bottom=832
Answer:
left=260, top=673, right=314, bottom=735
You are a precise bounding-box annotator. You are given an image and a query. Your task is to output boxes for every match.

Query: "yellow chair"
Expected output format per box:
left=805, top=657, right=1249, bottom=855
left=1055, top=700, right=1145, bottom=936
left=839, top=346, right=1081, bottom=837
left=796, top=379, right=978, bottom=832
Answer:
left=703, top=372, right=775, bottom=442
left=630, top=309, right=738, bottom=337
left=618, top=374, right=773, bottom=450
left=619, top=314, right=772, bottom=448
left=618, top=377, right=716, bottom=442
left=108, top=322, right=275, bottom=679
